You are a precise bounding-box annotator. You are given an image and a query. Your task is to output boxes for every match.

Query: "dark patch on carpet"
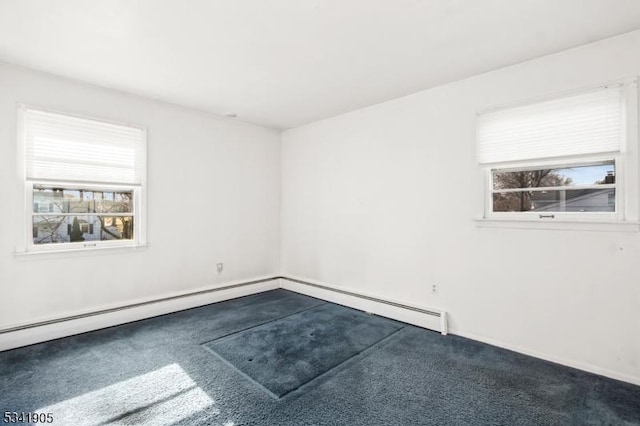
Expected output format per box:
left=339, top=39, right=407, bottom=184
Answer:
left=203, top=303, right=404, bottom=398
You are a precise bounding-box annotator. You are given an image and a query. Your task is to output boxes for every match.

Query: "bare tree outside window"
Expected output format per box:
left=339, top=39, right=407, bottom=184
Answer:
left=491, top=162, right=615, bottom=213
left=492, top=170, right=572, bottom=212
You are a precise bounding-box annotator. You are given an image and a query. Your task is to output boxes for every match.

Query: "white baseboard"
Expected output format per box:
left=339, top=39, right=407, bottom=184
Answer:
left=4, top=275, right=637, bottom=387
left=279, top=276, right=447, bottom=335
left=0, top=277, right=279, bottom=352
left=449, top=328, right=640, bottom=386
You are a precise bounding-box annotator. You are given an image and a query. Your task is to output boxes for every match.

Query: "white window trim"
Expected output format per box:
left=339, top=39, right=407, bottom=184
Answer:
left=15, top=105, right=148, bottom=254
left=476, top=78, right=639, bottom=231
left=473, top=218, right=640, bottom=232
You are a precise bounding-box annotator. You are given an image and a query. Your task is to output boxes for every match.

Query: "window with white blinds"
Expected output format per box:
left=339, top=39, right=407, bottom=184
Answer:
left=18, top=105, right=147, bottom=253
left=477, top=85, right=625, bottom=165
left=476, top=79, right=638, bottom=224
left=23, top=107, right=145, bottom=185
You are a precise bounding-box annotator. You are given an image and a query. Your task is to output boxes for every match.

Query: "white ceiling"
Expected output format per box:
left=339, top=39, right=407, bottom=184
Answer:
left=1, top=1, right=640, bottom=130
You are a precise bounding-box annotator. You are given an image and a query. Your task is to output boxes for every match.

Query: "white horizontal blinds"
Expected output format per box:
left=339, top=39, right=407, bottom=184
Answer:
left=24, top=108, right=145, bottom=185
left=477, top=86, right=624, bottom=164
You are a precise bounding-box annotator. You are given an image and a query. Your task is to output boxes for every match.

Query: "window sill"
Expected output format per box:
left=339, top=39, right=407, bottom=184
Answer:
left=474, top=218, right=640, bottom=232
left=14, top=243, right=149, bottom=258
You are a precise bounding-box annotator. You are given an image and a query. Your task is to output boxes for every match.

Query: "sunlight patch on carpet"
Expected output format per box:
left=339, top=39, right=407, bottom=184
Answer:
left=35, top=363, right=216, bottom=425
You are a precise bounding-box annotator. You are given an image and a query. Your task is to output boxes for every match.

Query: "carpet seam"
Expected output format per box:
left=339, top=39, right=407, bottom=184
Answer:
left=200, top=308, right=406, bottom=400
left=199, top=301, right=327, bottom=346
left=277, top=325, right=408, bottom=399
left=201, top=344, right=281, bottom=400
left=204, top=320, right=408, bottom=400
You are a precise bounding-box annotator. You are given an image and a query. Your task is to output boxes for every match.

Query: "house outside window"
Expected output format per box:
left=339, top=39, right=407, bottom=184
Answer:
left=17, top=106, right=147, bottom=253
left=476, top=79, right=638, bottom=227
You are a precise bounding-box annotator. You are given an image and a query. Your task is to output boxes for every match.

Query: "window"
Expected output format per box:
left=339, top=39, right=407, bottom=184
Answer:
left=17, top=106, right=146, bottom=252
left=491, top=161, right=616, bottom=214
left=476, top=79, right=638, bottom=225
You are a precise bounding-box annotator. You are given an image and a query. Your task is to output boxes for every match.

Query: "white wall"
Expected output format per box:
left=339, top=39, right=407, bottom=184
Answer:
left=0, top=63, right=281, bottom=329
left=281, top=30, right=640, bottom=384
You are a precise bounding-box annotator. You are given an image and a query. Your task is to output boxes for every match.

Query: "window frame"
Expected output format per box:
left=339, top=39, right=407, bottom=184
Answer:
left=478, top=78, right=639, bottom=228
left=16, top=105, right=147, bottom=254
left=26, top=181, right=143, bottom=253
left=485, top=155, right=622, bottom=222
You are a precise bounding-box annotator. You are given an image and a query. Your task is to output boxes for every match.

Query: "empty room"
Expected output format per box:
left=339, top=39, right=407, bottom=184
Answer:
left=1, top=1, right=640, bottom=425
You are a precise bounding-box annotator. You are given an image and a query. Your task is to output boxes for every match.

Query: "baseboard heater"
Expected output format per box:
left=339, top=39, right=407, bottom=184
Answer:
left=0, top=275, right=447, bottom=351
left=0, top=277, right=277, bottom=335
left=0, top=277, right=280, bottom=351
left=278, top=276, right=448, bottom=335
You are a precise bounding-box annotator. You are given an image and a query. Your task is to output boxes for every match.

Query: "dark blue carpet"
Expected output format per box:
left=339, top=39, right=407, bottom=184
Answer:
left=204, top=303, right=404, bottom=398
left=0, top=289, right=639, bottom=425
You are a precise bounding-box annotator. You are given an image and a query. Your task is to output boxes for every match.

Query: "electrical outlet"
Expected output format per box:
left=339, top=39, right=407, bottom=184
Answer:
left=432, top=283, right=438, bottom=294
left=216, top=263, right=224, bottom=274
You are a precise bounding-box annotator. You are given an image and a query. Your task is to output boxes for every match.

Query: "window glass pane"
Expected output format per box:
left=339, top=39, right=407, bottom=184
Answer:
left=492, top=162, right=615, bottom=190
left=493, top=188, right=615, bottom=212
left=33, top=187, right=133, bottom=214
left=33, top=215, right=134, bottom=245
